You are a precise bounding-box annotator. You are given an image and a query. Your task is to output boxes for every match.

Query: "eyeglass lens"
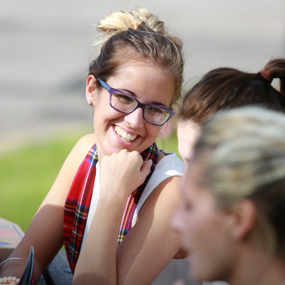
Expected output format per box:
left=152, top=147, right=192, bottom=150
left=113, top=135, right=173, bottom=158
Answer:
left=111, top=91, right=170, bottom=125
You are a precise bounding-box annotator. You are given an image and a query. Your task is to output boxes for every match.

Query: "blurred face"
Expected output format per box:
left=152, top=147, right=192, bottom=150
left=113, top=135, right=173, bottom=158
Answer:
left=177, top=120, right=201, bottom=162
left=171, top=162, right=236, bottom=282
left=88, top=60, right=175, bottom=161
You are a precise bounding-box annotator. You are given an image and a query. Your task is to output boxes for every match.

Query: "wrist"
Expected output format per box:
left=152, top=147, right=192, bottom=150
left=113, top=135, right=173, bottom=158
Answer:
left=100, top=186, right=129, bottom=204
left=0, top=276, right=20, bottom=284
left=0, top=257, right=26, bottom=284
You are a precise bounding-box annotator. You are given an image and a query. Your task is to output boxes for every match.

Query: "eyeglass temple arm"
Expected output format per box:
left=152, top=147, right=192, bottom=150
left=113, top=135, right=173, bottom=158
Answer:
left=97, top=78, right=110, bottom=91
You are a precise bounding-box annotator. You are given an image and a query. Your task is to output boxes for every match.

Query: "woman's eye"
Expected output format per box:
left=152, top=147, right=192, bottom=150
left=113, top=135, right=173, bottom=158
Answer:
left=147, top=106, right=164, bottom=115
left=114, top=92, right=134, bottom=103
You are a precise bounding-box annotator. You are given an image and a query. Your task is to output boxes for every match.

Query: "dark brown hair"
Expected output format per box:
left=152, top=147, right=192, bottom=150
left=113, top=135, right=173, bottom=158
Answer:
left=178, top=58, right=285, bottom=123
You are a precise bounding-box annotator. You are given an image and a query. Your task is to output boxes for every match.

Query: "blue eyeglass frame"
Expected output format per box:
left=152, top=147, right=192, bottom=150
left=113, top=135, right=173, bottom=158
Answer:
left=97, top=78, right=175, bottom=126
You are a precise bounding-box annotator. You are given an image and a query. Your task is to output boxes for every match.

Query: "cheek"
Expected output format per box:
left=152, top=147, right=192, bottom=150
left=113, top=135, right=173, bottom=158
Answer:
left=171, top=208, right=188, bottom=234
left=186, top=214, right=204, bottom=242
left=191, top=213, right=233, bottom=258
left=93, top=103, right=120, bottom=127
left=186, top=210, right=221, bottom=252
left=177, top=209, right=199, bottom=244
left=147, top=125, right=162, bottom=140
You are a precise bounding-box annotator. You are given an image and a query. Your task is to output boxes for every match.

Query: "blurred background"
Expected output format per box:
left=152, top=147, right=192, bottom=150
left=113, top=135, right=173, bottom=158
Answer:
left=1, top=0, right=285, bottom=229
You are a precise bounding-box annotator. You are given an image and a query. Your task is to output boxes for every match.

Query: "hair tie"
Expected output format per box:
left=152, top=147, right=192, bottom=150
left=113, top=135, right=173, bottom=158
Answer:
left=258, top=69, right=273, bottom=83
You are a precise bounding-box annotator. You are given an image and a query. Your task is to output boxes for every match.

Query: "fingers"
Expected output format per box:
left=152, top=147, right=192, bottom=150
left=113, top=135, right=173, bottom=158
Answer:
left=100, top=150, right=153, bottom=197
left=141, top=159, right=152, bottom=177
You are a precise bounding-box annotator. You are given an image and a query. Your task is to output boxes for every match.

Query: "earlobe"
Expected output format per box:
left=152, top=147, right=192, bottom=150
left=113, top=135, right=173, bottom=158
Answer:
left=230, top=199, right=257, bottom=241
left=86, top=75, right=97, bottom=106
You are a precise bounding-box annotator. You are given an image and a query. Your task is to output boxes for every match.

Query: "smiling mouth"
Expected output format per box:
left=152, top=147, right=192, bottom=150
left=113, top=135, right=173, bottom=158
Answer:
left=114, top=125, right=138, bottom=142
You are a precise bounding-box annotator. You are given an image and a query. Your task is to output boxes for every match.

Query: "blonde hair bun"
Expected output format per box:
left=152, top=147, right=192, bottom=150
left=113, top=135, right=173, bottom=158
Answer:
left=97, top=8, right=165, bottom=42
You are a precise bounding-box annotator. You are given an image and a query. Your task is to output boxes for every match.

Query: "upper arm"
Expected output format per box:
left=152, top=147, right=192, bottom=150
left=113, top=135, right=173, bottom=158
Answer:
left=116, top=175, right=182, bottom=284
left=11, top=134, right=96, bottom=277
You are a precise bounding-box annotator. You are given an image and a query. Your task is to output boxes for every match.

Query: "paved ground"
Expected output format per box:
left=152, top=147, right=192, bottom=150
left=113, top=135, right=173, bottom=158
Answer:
left=1, top=0, right=285, bottom=154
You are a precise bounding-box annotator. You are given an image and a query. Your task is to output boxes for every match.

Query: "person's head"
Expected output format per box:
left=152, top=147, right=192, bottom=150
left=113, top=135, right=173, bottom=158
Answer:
left=85, top=8, right=184, bottom=159
left=172, top=106, right=285, bottom=283
left=177, top=59, right=285, bottom=161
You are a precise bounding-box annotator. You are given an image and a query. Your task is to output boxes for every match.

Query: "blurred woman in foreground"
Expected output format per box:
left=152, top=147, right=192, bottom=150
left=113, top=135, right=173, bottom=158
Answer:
left=172, top=107, right=285, bottom=285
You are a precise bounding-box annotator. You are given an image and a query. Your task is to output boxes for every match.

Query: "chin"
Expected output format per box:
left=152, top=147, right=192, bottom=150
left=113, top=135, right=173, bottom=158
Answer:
left=191, top=267, right=228, bottom=284
left=189, top=269, right=204, bottom=282
left=188, top=257, right=202, bottom=282
left=189, top=258, right=216, bottom=283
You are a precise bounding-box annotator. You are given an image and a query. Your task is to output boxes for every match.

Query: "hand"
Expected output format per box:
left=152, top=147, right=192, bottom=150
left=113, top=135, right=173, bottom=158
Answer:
left=99, top=149, right=153, bottom=199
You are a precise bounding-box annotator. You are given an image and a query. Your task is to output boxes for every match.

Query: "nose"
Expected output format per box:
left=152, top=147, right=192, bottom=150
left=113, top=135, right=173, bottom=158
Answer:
left=124, top=107, right=144, bottom=128
left=170, top=204, right=185, bottom=234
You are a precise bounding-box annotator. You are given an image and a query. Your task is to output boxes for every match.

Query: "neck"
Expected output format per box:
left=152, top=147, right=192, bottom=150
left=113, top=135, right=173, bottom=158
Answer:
left=228, top=245, right=285, bottom=285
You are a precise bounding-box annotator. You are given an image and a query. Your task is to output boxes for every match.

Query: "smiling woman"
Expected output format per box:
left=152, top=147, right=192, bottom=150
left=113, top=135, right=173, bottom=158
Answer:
left=87, top=60, right=176, bottom=158
left=0, top=7, right=190, bottom=285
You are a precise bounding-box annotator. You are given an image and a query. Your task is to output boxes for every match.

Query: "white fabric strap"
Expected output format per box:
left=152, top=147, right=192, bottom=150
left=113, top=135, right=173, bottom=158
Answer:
left=132, top=152, right=184, bottom=227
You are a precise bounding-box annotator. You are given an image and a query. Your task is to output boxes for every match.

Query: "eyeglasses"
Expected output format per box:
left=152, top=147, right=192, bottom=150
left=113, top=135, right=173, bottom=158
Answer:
left=97, top=78, right=175, bottom=126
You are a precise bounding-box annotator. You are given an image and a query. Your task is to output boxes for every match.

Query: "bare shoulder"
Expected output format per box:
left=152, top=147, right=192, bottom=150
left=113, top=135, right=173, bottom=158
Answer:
left=136, top=172, right=182, bottom=246
left=41, top=133, right=96, bottom=206
left=76, top=133, right=96, bottom=147
left=145, top=148, right=183, bottom=213
left=116, top=175, right=182, bottom=283
left=67, top=133, right=96, bottom=164
left=140, top=175, right=181, bottom=216
left=56, top=133, right=96, bottom=181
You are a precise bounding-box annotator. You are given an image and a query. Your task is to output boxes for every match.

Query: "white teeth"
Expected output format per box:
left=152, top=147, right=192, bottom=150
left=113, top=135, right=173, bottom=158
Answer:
left=114, top=126, right=137, bottom=142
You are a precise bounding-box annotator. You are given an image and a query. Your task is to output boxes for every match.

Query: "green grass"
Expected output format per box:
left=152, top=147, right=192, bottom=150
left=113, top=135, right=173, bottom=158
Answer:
left=0, top=131, right=87, bottom=231
left=157, top=132, right=180, bottom=159
left=0, top=131, right=179, bottom=232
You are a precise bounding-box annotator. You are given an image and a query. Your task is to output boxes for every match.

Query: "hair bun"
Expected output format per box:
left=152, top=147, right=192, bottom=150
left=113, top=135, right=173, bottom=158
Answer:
left=97, top=8, right=165, bottom=42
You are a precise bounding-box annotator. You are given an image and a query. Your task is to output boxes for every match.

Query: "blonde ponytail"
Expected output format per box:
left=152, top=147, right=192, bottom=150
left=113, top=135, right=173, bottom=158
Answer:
left=97, top=8, right=165, bottom=45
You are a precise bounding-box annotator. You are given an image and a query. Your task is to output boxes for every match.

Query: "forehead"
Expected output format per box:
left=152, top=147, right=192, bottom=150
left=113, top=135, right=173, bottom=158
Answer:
left=108, top=60, right=175, bottom=105
left=177, top=120, right=201, bottom=162
left=181, top=161, right=217, bottom=207
left=182, top=160, right=200, bottom=189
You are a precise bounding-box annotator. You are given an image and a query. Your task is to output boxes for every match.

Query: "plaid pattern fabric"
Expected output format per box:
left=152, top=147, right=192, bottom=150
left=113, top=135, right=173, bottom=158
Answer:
left=63, top=144, right=98, bottom=273
left=118, top=143, right=158, bottom=245
left=63, top=143, right=158, bottom=273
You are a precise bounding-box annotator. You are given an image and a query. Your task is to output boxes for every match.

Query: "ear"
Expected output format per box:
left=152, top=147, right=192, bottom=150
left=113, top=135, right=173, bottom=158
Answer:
left=229, top=199, right=257, bottom=241
left=86, top=75, right=97, bottom=106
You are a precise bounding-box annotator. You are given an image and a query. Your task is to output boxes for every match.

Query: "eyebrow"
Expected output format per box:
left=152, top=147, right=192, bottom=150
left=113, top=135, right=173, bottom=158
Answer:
left=120, top=88, right=169, bottom=108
